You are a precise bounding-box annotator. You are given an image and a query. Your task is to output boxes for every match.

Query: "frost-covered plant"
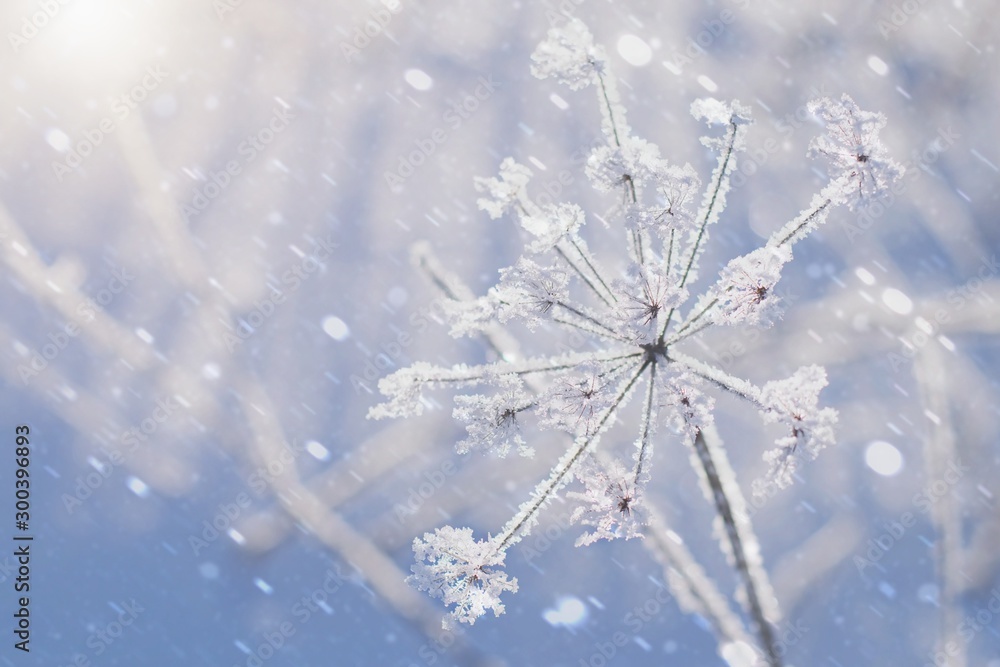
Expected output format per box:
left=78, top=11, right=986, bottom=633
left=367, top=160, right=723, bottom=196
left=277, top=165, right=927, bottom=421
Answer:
left=369, top=17, right=902, bottom=659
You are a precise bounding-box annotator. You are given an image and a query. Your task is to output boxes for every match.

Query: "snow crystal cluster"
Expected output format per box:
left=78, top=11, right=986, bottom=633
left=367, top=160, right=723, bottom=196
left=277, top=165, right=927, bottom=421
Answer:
left=369, top=19, right=902, bottom=629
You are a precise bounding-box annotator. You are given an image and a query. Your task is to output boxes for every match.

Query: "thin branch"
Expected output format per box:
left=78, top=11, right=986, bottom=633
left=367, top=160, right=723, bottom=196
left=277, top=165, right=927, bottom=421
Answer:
left=673, top=296, right=720, bottom=339
left=666, top=349, right=765, bottom=408
left=766, top=197, right=833, bottom=250
left=595, top=69, right=625, bottom=149
left=691, top=427, right=783, bottom=667
left=496, top=359, right=650, bottom=550
left=554, top=301, right=625, bottom=340
left=555, top=244, right=615, bottom=308
left=643, top=512, right=758, bottom=650
left=680, top=119, right=740, bottom=290
left=661, top=117, right=742, bottom=340
left=632, top=227, right=645, bottom=266
left=632, top=360, right=658, bottom=486
left=405, top=350, right=645, bottom=387
left=551, top=314, right=624, bottom=343
left=565, top=236, right=619, bottom=304
left=665, top=318, right=714, bottom=347
left=665, top=228, right=676, bottom=276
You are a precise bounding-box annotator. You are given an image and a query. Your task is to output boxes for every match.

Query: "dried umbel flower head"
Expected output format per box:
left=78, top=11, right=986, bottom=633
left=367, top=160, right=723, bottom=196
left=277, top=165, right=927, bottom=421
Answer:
left=372, top=19, right=897, bottom=637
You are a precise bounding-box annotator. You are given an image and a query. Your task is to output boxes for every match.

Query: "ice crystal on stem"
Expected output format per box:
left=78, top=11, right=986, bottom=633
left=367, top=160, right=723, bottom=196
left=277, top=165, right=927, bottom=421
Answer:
left=370, top=19, right=900, bottom=654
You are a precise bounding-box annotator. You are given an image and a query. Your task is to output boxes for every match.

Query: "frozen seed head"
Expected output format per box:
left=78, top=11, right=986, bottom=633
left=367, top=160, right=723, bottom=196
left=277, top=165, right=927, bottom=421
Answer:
left=808, top=94, right=904, bottom=211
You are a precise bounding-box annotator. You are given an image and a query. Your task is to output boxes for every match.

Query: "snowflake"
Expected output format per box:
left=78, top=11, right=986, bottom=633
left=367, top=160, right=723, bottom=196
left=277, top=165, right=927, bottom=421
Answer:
left=370, top=20, right=901, bottom=629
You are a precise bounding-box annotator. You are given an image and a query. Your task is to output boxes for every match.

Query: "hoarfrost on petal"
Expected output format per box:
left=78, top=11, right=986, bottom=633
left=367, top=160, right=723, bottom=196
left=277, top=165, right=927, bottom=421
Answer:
left=612, top=265, right=685, bottom=345
left=530, top=18, right=606, bottom=91
left=493, top=258, right=571, bottom=330
left=626, top=163, right=702, bottom=240
left=409, top=527, right=518, bottom=628
left=442, top=295, right=500, bottom=338
left=537, top=361, right=634, bottom=437
left=807, top=94, right=905, bottom=211
left=475, top=158, right=533, bottom=219
left=712, top=246, right=792, bottom=328
left=521, top=203, right=585, bottom=253
left=691, top=97, right=752, bottom=127
left=454, top=377, right=535, bottom=458
left=568, top=457, right=647, bottom=545
left=755, top=365, right=838, bottom=496
left=660, top=373, right=715, bottom=440
left=585, top=136, right=667, bottom=194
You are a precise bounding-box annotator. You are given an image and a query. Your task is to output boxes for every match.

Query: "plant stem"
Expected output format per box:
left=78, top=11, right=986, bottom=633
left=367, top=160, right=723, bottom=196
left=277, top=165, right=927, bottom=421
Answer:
left=691, top=429, right=783, bottom=667
left=632, top=360, right=658, bottom=486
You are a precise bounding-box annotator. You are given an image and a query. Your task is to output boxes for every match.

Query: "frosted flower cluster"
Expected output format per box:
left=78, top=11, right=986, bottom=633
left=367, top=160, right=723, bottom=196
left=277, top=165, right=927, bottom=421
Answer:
left=808, top=94, right=905, bottom=211
left=370, top=19, right=902, bottom=628
left=753, top=366, right=839, bottom=497
left=568, top=458, right=646, bottom=545
left=410, top=527, right=518, bottom=628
